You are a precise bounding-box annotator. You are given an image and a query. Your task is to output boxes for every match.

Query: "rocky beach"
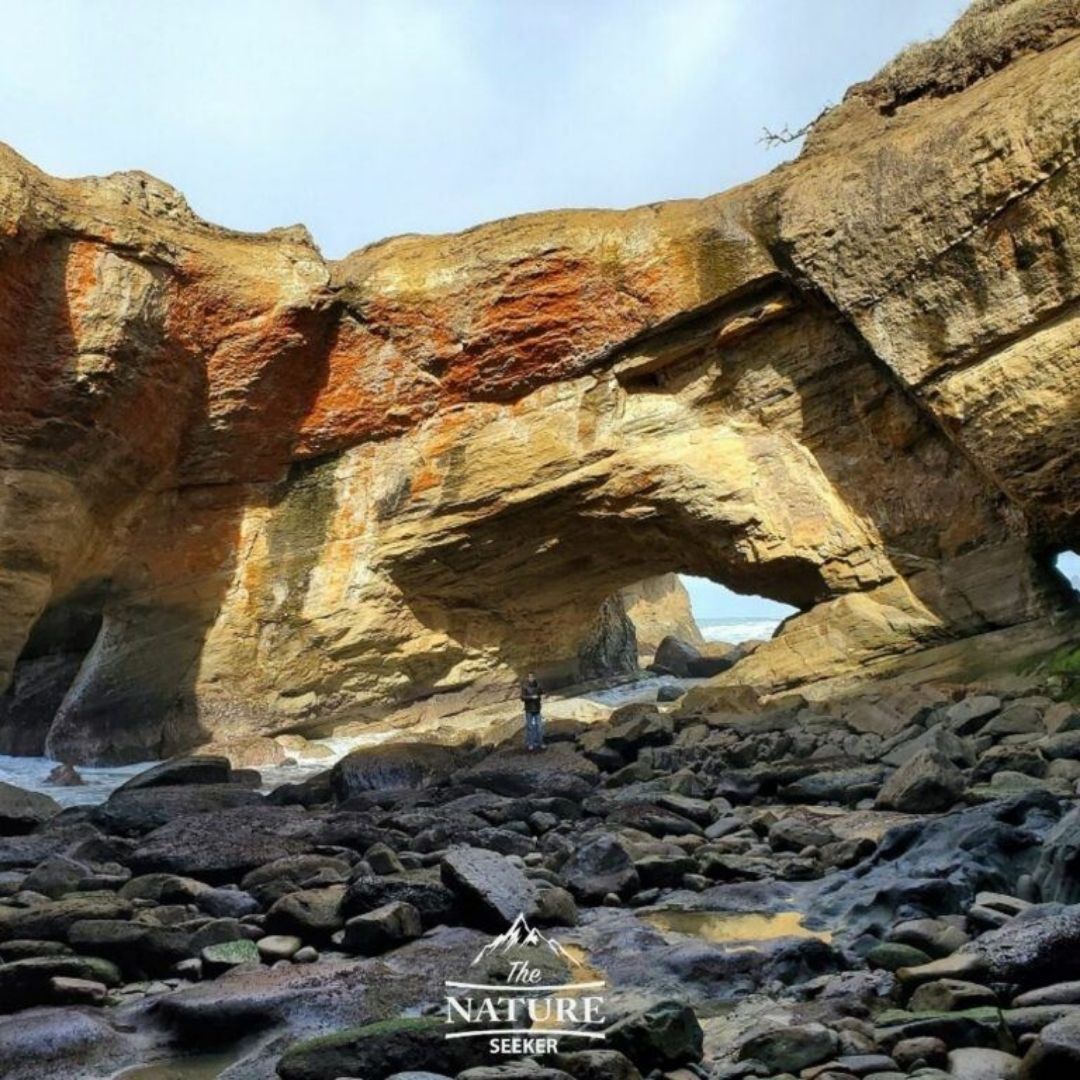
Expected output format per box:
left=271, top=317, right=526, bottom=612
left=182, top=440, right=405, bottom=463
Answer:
left=4, top=663, right=1080, bottom=1079
left=2, top=0, right=1080, bottom=1076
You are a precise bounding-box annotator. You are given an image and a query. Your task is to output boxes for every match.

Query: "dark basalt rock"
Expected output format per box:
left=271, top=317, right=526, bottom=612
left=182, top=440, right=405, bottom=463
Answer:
left=452, top=746, right=600, bottom=800
left=341, top=872, right=458, bottom=928
left=90, top=783, right=264, bottom=836
left=440, top=846, right=537, bottom=930
left=116, top=755, right=233, bottom=792
left=276, top=1017, right=489, bottom=1080
left=128, top=805, right=323, bottom=882
left=0, top=781, right=60, bottom=836
left=331, top=743, right=466, bottom=800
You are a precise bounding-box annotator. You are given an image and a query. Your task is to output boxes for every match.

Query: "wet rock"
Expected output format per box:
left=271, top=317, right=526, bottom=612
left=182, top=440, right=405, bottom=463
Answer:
left=551, top=1049, right=642, bottom=1080
left=0, top=782, right=60, bottom=836
left=91, top=784, right=264, bottom=835
left=1044, top=731, right=1080, bottom=760
left=366, top=842, right=405, bottom=876
left=807, top=793, right=1062, bottom=947
left=737, top=1022, right=838, bottom=1072
left=769, top=817, right=838, bottom=853
left=605, top=999, right=703, bottom=1072
left=67, top=919, right=193, bottom=978
left=0, top=893, right=134, bottom=943
left=891, top=1035, right=948, bottom=1070
left=266, top=886, right=346, bottom=944
left=21, top=856, right=95, bottom=899
left=241, top=854, right=353, bottom=906
left=1013, top=981, right=1080, bottom=1007
left=129, top=805, right=322, bottom=882
left=453, top=746, right=600, bottom=800
left=887, top=918, right=969, bottom=959
left=45, top=764, right=84, bottom=787
left=896, top=952, right=990, bottom=988
left=0, top=954, right=121, bottom=1011
left=116, top=755, right=232, bottom=791
left=657, top=685, right=685, bottom=703
left=332, top=743, right=465, bottom=799
left=201, top=938, right=260, bottom=975
left=1033, top=806, right=1080, bottom=904
left=277, top=1016, right=488, bottom=1080
left=340, top=900, right=422, bottom=955
left=874, top=749, right=964, bottom=813
left=341, top=872, right=458, bottom=928
left=653, top=637, right=701, bottom=678
left=867, top=943, right=932, bottom=972
left=561, top=835, right=640, bottom=903
left=946, top=696, right=1001, bottom=736
left=1019, top=1011, right=1080, bottom=1078
left=441, top=847, right=536, bottom=930
left=0, top=1005, right=133, bottom=1078
left=960, top=905, right=1080, bottom=989
left=779, top=766, right=888, bottom=805
left=256, top=934, right=303, bottom=961
left=908, top=978, right=997, bottom=1011
left=947, top=1047, right=1021, bottom=1079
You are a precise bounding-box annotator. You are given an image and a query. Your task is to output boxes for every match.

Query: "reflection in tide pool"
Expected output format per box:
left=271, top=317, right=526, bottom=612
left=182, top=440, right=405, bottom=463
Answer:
left=111, top=1046, right=245, bottom=1079
left=643, top=909, right=832, bottom=950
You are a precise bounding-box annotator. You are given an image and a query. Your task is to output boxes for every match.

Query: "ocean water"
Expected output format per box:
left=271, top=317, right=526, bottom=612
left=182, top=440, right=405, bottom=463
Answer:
left=698, top=616, right=782, bottom=645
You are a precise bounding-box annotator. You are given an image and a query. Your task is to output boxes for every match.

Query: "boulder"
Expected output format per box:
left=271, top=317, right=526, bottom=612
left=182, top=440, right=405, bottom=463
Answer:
left=331, top=743, right=465, bottom=799
left=947, top=1047, right=1021, bottom=1079
left=0, top=782, right=60, bottom=836
left=91, top=783, right=264, bottom=835
left=780, top=765, right=888, bottom=805
left=605, top=1000, right=703, bottom=1072
left=340, top=901, right=422, bottom=955
left=1019, top=1011, right=1080, bottom=1078
left=961, top=906, right=1080, bottom=990
left=946, top=696, right=1002, bottom=735
left=440, top=847, right=536, bottom=930
left=129, top=805, right=321, bottom=881
left=67, top=919, right=193, bottom=978
left=561, top=835, right=640, bottom=903
left=277, top=1017, right=488, bottom=1080
left=769, top=816, right=838, bottom=852
left=341, top=873, right=458, bottom=928
left=116, top=755, right=232, bottom=791
left=737, top=1022, right=838, bottom=1073
left=266, top=886, right=346, bottom=944
left=874, top=749, right=964, bottom=813
left=652, top=637, right=701, bottom=678
left=0, top=893, right=133, bottom=943
left=453, top=746, right=600, bottom=800
left=0, top=955, right=122, bottom=1012
left=201, top=938, right=261, bottom=975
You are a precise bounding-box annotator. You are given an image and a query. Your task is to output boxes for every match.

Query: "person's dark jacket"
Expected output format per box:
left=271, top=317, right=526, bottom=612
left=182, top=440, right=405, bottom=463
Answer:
left=520, top=678, right=542, bottom=713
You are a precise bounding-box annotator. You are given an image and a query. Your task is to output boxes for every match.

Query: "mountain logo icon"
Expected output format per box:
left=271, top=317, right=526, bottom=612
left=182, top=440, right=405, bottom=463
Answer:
left=470, top=913, right=583, bottom=967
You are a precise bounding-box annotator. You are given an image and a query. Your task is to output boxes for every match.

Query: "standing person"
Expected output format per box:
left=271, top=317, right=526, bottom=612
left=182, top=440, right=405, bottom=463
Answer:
left=520, top=672, right=544, bottom=751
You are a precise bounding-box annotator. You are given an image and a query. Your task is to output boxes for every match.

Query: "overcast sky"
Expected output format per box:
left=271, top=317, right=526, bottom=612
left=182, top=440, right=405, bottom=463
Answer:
left=6, top=0, right=1013, bottom=622
left=2, top=0, right=969, bottom=260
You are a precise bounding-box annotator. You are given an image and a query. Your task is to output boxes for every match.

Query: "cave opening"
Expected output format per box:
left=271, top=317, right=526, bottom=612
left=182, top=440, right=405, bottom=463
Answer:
left=575, top=571, right=801, bottom=686
left=0, top=587, right=106, bottom=757
left=1053, top=550, right=1080, bottom=605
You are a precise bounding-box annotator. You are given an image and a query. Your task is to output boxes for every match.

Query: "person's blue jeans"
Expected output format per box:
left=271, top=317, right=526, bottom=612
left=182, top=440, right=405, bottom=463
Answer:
left=524, top=709, right=544, bottom=750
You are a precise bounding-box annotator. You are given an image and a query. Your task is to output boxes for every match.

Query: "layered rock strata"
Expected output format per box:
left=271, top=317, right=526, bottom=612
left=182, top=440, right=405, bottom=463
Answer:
left=1, top=0, right=1078, bottom=760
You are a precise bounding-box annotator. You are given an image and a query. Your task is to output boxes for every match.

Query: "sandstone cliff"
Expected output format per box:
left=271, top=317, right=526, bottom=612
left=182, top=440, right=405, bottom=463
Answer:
left=1, top=0, right=1078, bottom=762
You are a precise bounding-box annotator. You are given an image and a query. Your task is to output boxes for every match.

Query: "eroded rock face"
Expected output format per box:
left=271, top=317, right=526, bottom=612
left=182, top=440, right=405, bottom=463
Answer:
left=1, top=1, right=1079, bottom=761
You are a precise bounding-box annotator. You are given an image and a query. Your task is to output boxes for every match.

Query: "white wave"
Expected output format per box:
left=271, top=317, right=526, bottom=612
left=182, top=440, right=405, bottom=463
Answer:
left=699, top=618, right=781, bottom=645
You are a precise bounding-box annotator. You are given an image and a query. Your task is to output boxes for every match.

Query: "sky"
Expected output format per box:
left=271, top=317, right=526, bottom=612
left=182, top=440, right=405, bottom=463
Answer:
left=1, top=0, right=986, bottom=623
left=0, top=0, right=968, bottom=259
